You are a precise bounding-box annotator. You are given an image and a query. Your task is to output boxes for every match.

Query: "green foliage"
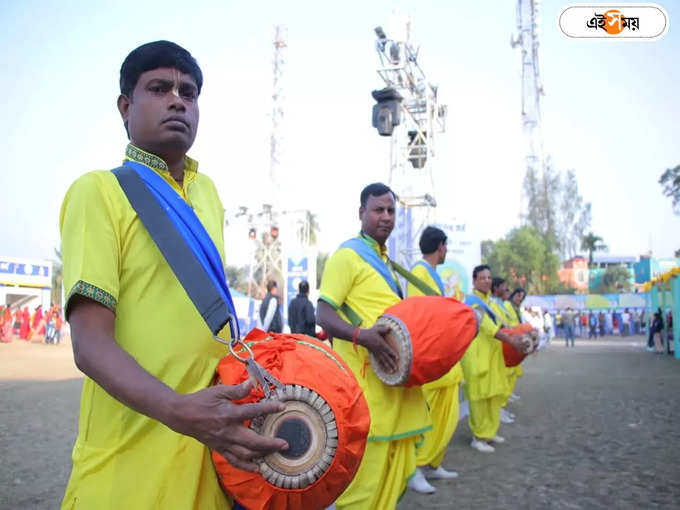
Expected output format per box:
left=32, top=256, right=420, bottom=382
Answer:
left=52, top=246, right=63, bottom=307
left=659, top=164, right=680, bottom=214
left=225, top=265, right=250, bottom=295
left=580, top=232, right=608, bottom=266
left=523, top=159, right=591, bottom=260
left=595, top=265, right=633, bottom=294
left=316, top=252, right=329, bottom=289
left=484, top=226, right=563, bottom=295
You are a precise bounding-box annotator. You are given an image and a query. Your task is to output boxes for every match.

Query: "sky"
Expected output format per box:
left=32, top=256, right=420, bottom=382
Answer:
left=1, top=0, right=679, bottom=267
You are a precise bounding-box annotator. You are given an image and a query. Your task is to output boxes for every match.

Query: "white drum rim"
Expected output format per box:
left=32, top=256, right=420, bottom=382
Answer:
left=250, top=384, right=338, bottom=489
left=370, top=314, right=413, bottom=386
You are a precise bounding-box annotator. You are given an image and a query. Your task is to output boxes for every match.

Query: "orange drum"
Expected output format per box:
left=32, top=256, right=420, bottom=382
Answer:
left=212, top=329, right=370, bottom=510
left=501, top=323, right=537, bottom=367
left=371, top=296, right=479, bottom=387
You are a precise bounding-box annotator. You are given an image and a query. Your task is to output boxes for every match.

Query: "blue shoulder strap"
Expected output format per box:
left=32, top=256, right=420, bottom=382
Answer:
left=112, top=160, right=240, bottom=339
left=412, top=260, right=445, bottom=296
left=340, top=237, right=403, bottom=298
left=464, top=293, right=497, bottom=324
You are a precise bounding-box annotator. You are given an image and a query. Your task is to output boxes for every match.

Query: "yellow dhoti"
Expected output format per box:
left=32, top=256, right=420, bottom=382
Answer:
left=336, top=436, right=417, bottom=510
left=468, top=395, right=504, bottom=439
left=416, top=364, right=463, bottom=468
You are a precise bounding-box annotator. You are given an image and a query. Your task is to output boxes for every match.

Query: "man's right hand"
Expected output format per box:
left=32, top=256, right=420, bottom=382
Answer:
left=357, top=324, right=399, bottom=374
left=508, top=334, right=529, bottom=354
left=168, top=380, right=289, bottom=472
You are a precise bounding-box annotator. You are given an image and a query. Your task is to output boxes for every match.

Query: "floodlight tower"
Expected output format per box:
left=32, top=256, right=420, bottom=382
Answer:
left=372, top=18, right=447, bottom=267
left=511, top=0, right=545, bottom=223
left=246, top=25, right=287, bottom=299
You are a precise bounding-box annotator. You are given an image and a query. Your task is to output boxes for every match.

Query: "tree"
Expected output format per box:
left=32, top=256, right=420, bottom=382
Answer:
left=596, top=265, right=633, bottom=294
left=580, top=232, right=608, bottom=266
left=52, top=246, right=63, bottom=307
left=225, top=265, right=250, bottom=295
left=316, top=252, right=329, bottom=289
left=485, top=226, right=562, bottom=295
left=481, top=239, right=495, bottom=262
left=659, top=164, right=680, bottom=214
left=523, top=159, right=591, bottom=259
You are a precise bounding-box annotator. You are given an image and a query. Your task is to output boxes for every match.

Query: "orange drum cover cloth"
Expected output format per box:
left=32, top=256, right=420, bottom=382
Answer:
left=501, top=323, right=534, bottom=367
left=211, top=329, right=370, bottom=510
left=382, top=296, right=478, bottom=387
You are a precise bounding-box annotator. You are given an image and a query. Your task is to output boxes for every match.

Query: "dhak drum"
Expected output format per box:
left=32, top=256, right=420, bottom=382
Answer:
left=212, top=329, right=369, bottom=510
left=370, top=296, right=479, bottom=387
left=501, top=323, right=537, bottom=367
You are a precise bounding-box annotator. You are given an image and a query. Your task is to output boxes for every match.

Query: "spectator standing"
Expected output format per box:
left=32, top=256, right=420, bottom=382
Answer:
left=598, top=310, right=605, bottom=337
left=287, top=280, right=316, bottom=336
left=621, top=309, right=631, bottom=337
left=588, top=312, right=598, bottom=339
left=563, top=307, right=576, bottom=347
left=259, top=280, right=283, bottom=333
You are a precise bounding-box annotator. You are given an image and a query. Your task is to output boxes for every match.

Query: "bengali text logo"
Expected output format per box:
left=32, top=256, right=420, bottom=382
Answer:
left=559, top=4, right=668, bottom=40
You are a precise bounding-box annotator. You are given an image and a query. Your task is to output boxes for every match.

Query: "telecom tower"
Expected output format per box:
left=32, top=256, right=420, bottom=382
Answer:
left=511, top=0, right=545, bottom=223
left=246, top=25, right=287, bottom=299
left=372, top=18, right=447, bottom=268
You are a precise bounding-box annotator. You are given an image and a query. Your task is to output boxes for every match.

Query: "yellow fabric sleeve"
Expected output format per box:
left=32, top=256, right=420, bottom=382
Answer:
left=60, top=171, right=121, bottom=316
left=319, top=248, right=355, bottom=310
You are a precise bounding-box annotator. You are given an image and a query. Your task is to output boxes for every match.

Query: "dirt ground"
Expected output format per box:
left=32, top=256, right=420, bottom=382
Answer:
left=2, top=335, right=679, bottom=509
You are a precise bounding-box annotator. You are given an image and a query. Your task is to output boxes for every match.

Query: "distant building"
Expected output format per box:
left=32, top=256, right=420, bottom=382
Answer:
left=634, top=255, right=680, bottom=284
left=0, top=256, right=53, bottom=310
left=589, top=255, right=636, bottom=292
left=558, top=256, right=589, bottom=292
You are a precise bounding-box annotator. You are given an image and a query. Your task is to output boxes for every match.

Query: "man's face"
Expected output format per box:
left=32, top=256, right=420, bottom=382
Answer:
left=437, top=241, right=447, bottom=265
left=474, top=269, right=492, bottom=294
left=359, top=192, right=395, bottom=246
left=494, top=282, right=508, bottom=298
left=511, top=291, right=525, bottom=306
left=118, top=67, right=199, bottom=157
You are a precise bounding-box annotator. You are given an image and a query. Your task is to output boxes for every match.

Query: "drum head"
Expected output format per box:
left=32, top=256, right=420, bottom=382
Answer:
left=250, top=384, right=338, bottom=489
left=370, top=314, right=412, bottom=386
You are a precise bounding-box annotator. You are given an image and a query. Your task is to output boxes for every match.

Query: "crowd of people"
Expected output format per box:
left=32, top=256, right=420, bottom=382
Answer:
left=0, top=303, right=64, bottom=344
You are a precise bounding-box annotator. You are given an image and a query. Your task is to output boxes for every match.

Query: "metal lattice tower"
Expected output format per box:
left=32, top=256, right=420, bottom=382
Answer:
left=246, top=25, right=287, bottom=299
left=374, top=17, right=447, bottom=268
left=511, top=0, right=545, bottom=223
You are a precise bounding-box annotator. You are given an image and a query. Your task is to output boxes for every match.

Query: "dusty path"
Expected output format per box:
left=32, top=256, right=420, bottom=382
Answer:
left=2, top=336, right=679, bottom=509
left=399, top=336, right=680, bottom=509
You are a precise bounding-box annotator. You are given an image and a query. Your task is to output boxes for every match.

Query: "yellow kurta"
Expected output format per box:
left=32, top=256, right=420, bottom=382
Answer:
left=460, top=289, right=508, bottom=439
left=408, top=261, right=463, bottom=467
left=320, top=233, right=431, bottom=509
left=504, top=300, right=524, bottom=379
left=60, top=145, right=231, bottom=510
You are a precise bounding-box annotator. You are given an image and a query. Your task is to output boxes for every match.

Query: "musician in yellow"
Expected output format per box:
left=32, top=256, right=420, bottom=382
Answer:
left=461, top=266, right=526, bottom=453
left=406, top=226, right=462, bottom=494
left=505, top=288, right=528, bottom=402
left=317, top=183, right=431, bottom=510
left=490, top=277, right=518, bottom=424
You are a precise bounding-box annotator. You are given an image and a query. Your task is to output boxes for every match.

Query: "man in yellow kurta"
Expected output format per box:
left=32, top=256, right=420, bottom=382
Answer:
left=317, top=183, right=431, bottom=510
left=460, top=265, right=526, bottom=453
left=59, top=41, right=287, bottom=510
left=490, top=277, right=519, bottom=425
left=505, top=288, right=527, bottom=403
left=406, top=226, right=462, bottom=494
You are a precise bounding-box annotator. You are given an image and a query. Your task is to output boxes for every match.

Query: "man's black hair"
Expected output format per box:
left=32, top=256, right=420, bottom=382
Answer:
left=267, top=280, right=278, bottom=292
left=360, top=182, right=396, bottom=208
left=120, top=40, right=203, bottom=99
left=419, top=226, right=447, bottom=255
left=472, top=264, right=491, bottom=280
left=491, top=277, right=506, bottom=292
left=509, top=288, right=526, bottom=301
left=298, top=280, right=310, bottom=294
